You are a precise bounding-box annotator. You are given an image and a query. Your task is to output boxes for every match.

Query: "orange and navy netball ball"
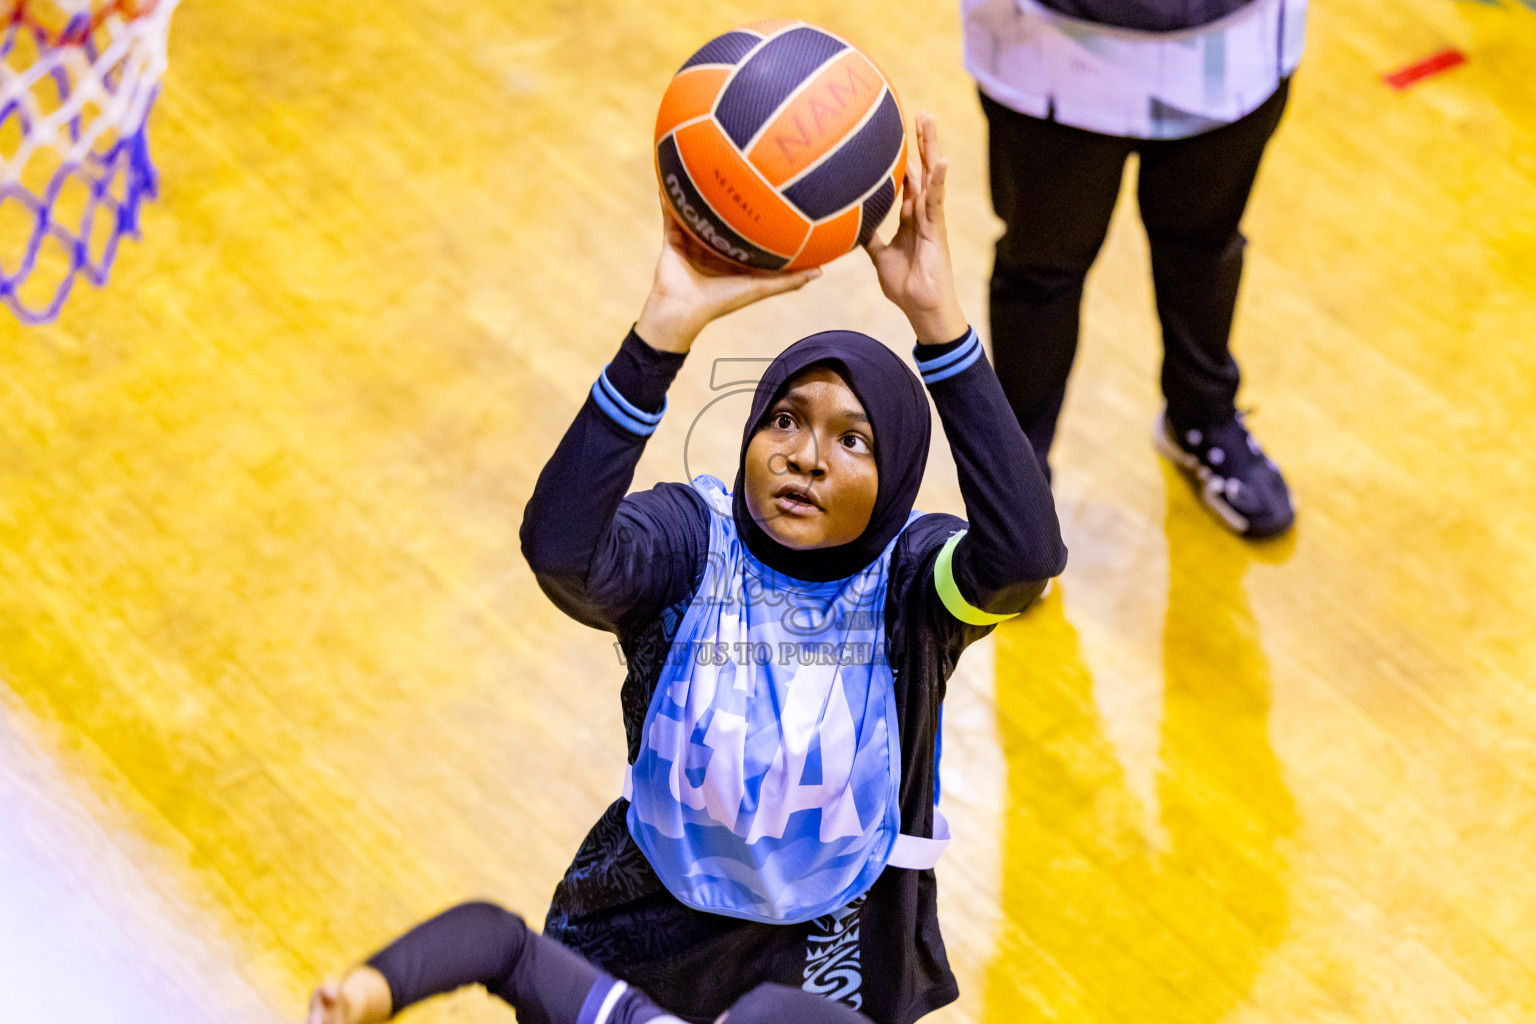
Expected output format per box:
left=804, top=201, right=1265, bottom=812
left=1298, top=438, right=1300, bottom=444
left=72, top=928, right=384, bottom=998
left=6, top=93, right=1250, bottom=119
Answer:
left=654, top=19, right=908, bottom=272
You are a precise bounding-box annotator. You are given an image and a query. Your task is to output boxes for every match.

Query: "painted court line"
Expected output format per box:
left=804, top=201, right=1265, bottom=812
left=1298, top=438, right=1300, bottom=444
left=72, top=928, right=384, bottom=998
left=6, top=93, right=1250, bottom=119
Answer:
left=1384, top=49, right=1468, bottom=90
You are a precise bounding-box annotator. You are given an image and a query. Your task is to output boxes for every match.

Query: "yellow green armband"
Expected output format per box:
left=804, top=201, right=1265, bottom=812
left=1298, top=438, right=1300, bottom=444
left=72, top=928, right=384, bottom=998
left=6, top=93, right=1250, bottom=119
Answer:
left=933, top=531, right=1019, bottom=626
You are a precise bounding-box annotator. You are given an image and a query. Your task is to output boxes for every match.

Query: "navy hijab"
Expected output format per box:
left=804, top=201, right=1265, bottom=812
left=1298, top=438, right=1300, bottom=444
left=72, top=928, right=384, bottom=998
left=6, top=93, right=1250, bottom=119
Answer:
left=730, top=330, right=931, bottom=583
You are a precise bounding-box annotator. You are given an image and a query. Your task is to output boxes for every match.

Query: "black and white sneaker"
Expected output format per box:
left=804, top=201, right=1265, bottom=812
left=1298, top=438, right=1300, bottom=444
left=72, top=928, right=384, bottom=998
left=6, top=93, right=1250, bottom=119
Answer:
left=1154, top=411, right=1295, bottom=539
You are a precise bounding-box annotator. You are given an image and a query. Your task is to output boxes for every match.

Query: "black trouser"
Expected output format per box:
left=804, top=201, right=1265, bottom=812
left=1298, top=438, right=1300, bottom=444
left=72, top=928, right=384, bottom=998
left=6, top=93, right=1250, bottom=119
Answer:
left=982, top=80, right=1291, bottom=473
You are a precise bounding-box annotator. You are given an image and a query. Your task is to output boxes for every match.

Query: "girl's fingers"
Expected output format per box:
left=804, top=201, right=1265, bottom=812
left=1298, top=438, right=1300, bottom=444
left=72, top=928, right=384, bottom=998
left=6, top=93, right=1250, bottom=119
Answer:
left=900, top=152, right=920, bottom=211
left=679, top=233, right=746, bottom=276
left=664, top=216, right=686, bottom=249
left=721, top=267, right=821, bottom=311
left=914, top=112, right=928, bottom=171
left=901, top=165, right=923, bottom=229
left=911, top=169, right=934, bottom=234
left=766, top=267, right=821, bottom=295
left=916, top=116, right=939, bottom=180
left=306, top=984, right=338, bottom=1024
left=916, top=116, right=946, bottom=233
left=926, top=157, right=949, bottom=229
left=743, top=266, right=820, bottom=297
left=659, top=190, right=679, bottom=235
left=921, top=112, right=940, bottom=156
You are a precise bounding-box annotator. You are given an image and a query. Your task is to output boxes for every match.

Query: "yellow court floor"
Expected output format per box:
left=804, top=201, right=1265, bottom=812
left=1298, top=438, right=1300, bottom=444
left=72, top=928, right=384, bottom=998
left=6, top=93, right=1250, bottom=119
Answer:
left=1, top=2, right=1534, bottom=1023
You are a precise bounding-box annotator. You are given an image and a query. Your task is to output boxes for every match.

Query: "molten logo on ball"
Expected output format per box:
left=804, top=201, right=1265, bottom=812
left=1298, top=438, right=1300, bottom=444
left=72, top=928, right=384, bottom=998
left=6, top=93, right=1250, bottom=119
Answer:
left=666, top=172, right=752, bottom=265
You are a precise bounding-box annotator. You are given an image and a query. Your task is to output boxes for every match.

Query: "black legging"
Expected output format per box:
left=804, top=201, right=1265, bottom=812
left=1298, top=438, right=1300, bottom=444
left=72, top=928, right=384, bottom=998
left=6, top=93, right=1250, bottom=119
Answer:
left=368, top=902, right=666, bottom=1024
left=982, top=80, right=1291, bottom=473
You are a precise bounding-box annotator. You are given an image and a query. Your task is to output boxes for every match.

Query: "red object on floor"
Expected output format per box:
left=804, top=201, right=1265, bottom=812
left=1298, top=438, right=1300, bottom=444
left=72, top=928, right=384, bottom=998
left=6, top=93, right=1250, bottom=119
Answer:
left=1384, top=49, right=1468, bottom=90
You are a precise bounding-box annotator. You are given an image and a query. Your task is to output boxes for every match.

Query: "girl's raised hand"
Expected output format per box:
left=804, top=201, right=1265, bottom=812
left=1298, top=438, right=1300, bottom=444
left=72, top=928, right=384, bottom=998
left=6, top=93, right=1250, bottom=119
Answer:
left=863, top=113, right=969, bottom=346
left=635, top=208, right=821, bottom=354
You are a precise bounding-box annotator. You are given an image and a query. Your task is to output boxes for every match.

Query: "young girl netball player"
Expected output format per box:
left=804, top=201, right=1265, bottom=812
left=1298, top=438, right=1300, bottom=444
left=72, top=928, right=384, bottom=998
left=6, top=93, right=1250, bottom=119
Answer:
left=519, top=115, right=1066, bottom=1024
left=304, top=901, right=869, bottom=1024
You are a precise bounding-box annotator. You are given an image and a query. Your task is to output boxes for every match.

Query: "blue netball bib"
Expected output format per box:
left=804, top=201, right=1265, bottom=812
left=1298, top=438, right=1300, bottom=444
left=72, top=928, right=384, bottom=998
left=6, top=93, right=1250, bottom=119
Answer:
left=625, top=477, right=947, bottom=925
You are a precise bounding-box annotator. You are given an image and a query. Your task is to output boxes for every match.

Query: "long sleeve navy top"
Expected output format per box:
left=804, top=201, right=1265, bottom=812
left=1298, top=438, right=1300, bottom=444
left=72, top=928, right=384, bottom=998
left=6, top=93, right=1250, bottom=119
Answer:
left=518, top=327, right=1065, bottom=1024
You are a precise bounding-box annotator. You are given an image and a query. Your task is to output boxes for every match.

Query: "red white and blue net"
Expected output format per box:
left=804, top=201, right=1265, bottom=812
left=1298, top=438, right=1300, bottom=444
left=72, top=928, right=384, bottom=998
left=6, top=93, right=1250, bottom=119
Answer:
left=0, top=0, right=176, bottom=325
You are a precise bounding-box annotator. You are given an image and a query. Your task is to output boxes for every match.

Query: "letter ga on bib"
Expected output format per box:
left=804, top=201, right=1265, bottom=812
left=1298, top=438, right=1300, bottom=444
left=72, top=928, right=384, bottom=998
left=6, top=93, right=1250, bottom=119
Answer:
left=625, top=477, right=946, bottom=924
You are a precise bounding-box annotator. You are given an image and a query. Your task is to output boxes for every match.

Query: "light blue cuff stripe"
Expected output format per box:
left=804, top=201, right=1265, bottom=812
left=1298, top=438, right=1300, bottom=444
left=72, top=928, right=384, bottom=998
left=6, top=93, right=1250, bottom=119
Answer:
left=591, top=378, right=662, bottom=436
left=920, top=342, right=983, bottom=385
left=913, top=328, right=980, bottom=376
left=597, top=366, right=665, bottom=424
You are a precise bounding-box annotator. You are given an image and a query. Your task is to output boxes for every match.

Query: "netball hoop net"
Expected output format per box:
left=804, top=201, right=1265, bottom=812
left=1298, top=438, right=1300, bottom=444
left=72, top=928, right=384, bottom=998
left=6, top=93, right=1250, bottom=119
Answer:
left=0, top=0, right=178, bottom=325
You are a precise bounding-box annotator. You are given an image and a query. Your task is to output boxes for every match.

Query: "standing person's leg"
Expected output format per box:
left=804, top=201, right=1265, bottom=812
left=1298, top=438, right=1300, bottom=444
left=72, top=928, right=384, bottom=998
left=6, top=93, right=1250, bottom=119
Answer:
left=1136, top=81, right=1295, bottom=538
left=1136, top=81, right=1290, bottom=430
left=982, top=92, right=1134, bottom=476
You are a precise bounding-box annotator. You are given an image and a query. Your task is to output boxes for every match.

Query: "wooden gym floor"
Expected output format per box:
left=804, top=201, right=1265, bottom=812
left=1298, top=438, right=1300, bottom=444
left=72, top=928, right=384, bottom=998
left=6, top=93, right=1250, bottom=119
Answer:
left=1, top=1, right=1533, bottom=1022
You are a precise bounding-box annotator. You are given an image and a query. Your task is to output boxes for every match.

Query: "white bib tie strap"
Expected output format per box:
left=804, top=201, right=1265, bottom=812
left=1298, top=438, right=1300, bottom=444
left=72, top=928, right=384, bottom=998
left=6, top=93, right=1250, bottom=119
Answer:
left=885, top=809, right=951, bottom=870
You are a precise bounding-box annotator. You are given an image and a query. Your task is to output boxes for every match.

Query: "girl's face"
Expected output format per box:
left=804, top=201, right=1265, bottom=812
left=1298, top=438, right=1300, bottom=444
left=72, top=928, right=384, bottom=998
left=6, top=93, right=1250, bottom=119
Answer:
left=744, top=366, right=878, bottom=551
